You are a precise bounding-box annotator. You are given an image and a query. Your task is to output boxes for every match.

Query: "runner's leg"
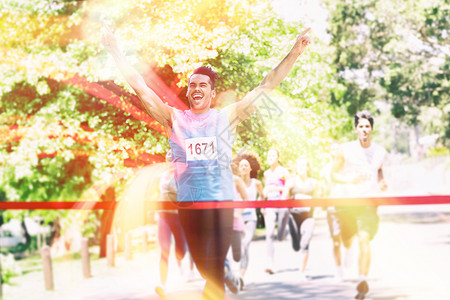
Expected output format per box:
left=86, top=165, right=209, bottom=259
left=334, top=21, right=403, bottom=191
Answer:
left=156, top=213, right=172, bottom=297
left=299, top=216, right=314, bottom=276
left=289, top=211, right=301, bottom=251
left=240, top=220, right=256, bottom=275
left=277, top=208, right=290, bottom=241
left=203, top=208, right=233, bottom=300
left=169, top=213, right=187, bottom=261
left=179, top=209, right=208, bottom=278
left=264, top=208, right=277, bottom=273
left=231, top=229, right=242, bottom=262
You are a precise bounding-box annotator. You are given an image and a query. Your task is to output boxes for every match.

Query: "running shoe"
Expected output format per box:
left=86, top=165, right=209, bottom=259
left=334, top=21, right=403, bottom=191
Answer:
left=298, top=272, right=307, bottom=282
left=224, top=273, right=241, bottom=294
left=224, top=259, right=240, bottom=294
left=239, top=277, right=245, bottom=291
left=265, top=268, right=275, bottom=275
left=330, top=266, right=344, bottom=282
left=355, top=280, right=369, bottom=299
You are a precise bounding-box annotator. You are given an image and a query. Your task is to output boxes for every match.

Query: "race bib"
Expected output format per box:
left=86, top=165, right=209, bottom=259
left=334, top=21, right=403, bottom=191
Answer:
left=185, top=136, right=218, bottom=162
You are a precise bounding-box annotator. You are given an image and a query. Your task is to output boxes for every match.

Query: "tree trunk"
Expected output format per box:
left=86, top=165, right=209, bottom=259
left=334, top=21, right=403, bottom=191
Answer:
left=99, top=187, right=116, bottom=258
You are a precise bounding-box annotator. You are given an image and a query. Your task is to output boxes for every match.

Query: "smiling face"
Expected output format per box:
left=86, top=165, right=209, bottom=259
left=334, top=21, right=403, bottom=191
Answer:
left=186, top=74, right=216, bottom=114
left=295, top=158, right=309, bottom=177
left=355, top=118, right=373, bottom=145
left=266, top=149, right=279, bottom=166
left=239, top=159, right=251, bottom=176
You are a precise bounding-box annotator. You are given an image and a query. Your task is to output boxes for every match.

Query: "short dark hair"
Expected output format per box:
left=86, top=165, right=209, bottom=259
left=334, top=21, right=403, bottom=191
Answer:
left=190, top=66, right=218, bottom=89
left=354, top=110, right=374, bottom=128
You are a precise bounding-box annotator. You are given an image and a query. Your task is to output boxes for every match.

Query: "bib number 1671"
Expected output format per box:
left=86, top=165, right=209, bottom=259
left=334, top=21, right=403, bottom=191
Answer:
left=185, top=136, right=218, bottom=161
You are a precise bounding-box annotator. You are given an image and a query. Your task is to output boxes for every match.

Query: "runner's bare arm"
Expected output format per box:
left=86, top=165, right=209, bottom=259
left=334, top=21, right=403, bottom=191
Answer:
left=331, top=163, right=356, bottom=184
left=262, top=173, right=270, bottom=199
left=378, top=166, right=387, bottom=191
left=262, top=173, right=269, bottom=200
left=312, top=179, right=322, bottom=198
left=281, top=179, right=293, bottom=200
left=261, top=176, right=267, bottom=215
left=224, top=28, right=311, bottom=124
left=235, top=176, right=249, bottom=201
left=256, top=179, right=265, bottom=201
left=101, top=24, right=173, bottom=129
left=234, top=176, right=248, bottom=216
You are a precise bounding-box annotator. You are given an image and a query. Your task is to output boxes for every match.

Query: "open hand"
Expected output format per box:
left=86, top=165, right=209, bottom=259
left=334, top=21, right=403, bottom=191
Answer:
left=101, top=23, right=118, bottom=52
left=379, top=179, right=387, bottom=191
left=292, top=27, right=311, bottom=56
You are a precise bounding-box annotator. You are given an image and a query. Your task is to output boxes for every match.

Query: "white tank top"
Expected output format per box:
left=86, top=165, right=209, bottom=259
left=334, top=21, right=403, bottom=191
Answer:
left=342, top=140, right=386, bottom=197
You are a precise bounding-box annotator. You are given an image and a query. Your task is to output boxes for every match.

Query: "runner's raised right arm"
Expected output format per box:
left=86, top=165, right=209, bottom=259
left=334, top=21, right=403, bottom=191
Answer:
left=101, top=24, right=173, bottom=130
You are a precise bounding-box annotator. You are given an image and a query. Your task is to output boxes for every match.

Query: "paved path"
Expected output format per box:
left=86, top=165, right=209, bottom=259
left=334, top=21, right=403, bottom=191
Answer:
left=3, top=207, right=450, bottom=300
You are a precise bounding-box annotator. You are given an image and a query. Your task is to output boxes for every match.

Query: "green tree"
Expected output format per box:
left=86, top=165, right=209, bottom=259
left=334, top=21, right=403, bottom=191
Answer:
left=326, top=0, right=449, bottom=149
left=380, top=4, right=449, bottom=147
left=208, top=5, right=347, bottom=175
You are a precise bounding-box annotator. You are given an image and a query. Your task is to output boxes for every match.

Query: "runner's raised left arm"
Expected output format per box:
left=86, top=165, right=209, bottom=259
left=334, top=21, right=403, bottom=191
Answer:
left=225, top=28, right=311, bottom=123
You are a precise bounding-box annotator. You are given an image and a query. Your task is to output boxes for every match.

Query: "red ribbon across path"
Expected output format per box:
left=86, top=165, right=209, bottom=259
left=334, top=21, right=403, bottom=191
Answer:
left=1, top=195, right=449, bottom=210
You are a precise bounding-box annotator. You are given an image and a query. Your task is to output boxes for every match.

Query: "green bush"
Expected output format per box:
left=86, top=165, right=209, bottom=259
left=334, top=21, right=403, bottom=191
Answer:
left=427, top=146, right=450, bottom=157
left=1, top=253, right=22, bottom=284
left=1, top=235, right=48, bottom=255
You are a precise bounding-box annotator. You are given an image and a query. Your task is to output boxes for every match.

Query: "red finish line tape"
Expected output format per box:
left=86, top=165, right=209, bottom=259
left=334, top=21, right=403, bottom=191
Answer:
left=0, top=202, right=117, bottom=210
left=0, top=195, right=449, bottom=210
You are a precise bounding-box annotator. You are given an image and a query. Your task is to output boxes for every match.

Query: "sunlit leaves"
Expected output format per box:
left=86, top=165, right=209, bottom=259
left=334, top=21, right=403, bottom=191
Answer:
left=207, top=6, right=343, bottom=176
left=326, top=0, right=449, bottom=149
left=87, top=0, right=256, bottom=84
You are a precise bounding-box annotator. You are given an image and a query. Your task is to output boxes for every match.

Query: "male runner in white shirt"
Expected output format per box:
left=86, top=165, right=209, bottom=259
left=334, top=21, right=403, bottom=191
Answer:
left=332, top=110, right=387, bottom=299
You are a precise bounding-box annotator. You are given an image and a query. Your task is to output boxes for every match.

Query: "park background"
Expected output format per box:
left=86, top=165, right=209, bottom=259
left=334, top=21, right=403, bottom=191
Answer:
left=0, top=0, right=449, bottom=298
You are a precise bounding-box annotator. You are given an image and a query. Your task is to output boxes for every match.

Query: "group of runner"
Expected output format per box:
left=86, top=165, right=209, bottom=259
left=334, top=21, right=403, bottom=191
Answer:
left=222, top=149, right=318, bottom=290
left=102, top=23, right=386, bottom=300
left=154, top=120, right=386, bottom=300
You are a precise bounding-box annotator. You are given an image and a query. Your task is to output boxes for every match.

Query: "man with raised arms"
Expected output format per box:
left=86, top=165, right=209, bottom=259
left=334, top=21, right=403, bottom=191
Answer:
left=102, top=25, right=311, bottom=300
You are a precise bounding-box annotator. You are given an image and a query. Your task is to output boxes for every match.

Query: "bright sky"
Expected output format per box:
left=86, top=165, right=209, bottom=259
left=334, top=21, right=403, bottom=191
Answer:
left=271, top=0, right=331, bottom=43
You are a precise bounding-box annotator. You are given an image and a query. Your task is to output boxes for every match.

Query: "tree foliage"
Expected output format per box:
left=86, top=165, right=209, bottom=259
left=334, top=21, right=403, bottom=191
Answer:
left=326, top=0, right=449, bottom=147
left=207, top=5, right=348, bottom=176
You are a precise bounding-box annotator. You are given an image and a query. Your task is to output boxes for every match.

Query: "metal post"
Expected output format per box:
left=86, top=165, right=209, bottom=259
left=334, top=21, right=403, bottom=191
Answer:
left=81, top=238, right=91, bottom=278
left=41, top=245, right=54, bottom=290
